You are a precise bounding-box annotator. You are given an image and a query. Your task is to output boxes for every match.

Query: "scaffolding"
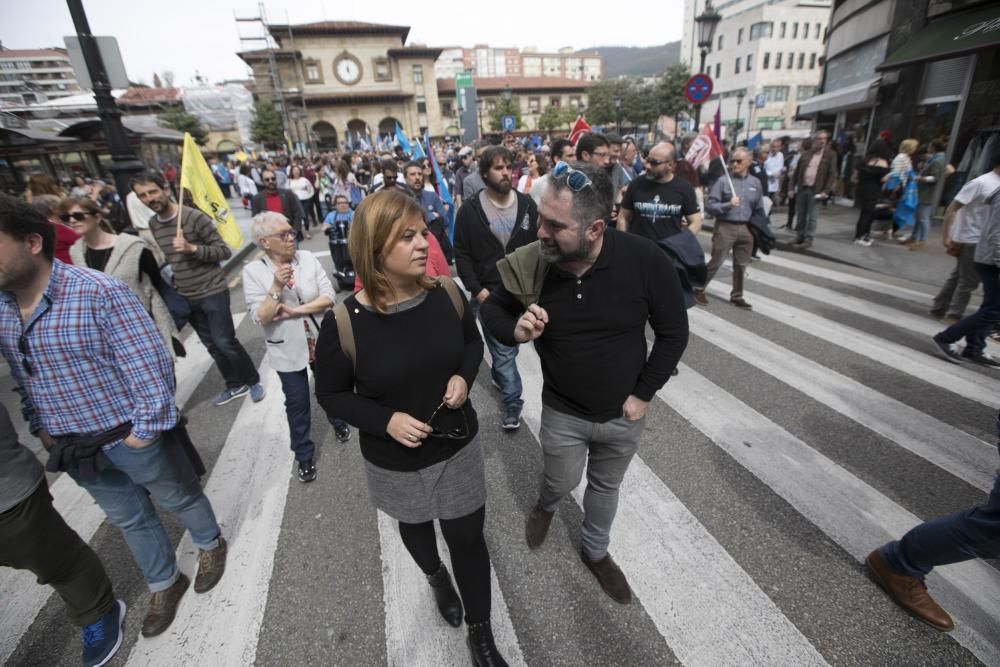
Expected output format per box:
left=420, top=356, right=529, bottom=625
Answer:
left=234, top=3, right=313, bottom=154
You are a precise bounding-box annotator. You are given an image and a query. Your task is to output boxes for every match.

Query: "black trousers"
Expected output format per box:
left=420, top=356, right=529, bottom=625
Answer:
left=854, top=199, right=878, bottom=239
left=0, top=481, right=115, bottom=627
left=398, top=505, right=491, bottom=624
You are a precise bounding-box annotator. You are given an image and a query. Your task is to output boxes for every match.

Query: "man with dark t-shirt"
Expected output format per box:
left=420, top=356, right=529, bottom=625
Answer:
left=617, top=142, right=702, bottom=241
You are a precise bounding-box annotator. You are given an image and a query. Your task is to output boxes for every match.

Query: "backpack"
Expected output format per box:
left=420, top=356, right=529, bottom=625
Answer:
left=332, top=275, right=464, bottom=370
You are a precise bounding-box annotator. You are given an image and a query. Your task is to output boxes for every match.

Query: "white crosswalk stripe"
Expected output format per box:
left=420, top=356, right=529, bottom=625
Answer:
left=3, top=250, right=998, bottom=666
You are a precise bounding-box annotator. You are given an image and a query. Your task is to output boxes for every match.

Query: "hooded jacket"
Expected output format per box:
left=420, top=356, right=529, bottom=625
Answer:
left=454, top=189, right=538, bottom=297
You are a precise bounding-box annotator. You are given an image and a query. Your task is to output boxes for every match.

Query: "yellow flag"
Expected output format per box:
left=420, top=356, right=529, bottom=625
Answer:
left=179, top=133, right=244, bottom=249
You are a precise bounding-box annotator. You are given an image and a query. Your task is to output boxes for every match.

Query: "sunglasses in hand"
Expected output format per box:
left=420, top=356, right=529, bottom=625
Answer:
left=425, top=401, right=469, bottom=440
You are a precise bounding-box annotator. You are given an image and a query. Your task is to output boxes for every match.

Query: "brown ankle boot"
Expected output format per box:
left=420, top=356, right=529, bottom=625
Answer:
left=141, top=573, right=190, bottom=638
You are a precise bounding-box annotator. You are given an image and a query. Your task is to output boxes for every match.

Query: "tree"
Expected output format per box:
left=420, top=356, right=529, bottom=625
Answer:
left=537, top=105, right=568, bottom=133
left=488, top=95, right=522, bottom=132
left=584, top=79, right=631, bottom=126
left=653, top=64, right=692, bottom=121
left=158, top=107, right=209, bottom=145
left=250, top=99, right=285, bottom=148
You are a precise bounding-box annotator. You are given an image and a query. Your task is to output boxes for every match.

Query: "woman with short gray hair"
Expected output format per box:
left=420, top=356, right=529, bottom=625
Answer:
left=242, top=211, right=351, bottom=483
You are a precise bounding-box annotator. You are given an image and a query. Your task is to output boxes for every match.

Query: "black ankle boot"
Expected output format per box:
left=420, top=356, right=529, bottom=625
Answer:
left=426, top=563, right=463, bottom=628
left=467, top=620, right=508, bottom=667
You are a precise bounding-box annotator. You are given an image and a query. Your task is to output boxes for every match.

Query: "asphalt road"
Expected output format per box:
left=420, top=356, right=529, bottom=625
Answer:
left=2, top=229, right=998, bottom=667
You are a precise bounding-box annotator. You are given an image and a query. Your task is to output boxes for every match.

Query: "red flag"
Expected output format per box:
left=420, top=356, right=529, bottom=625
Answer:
left=568, top=115, right=592, bottom=145
left=684, top=123, right=723, bottom=171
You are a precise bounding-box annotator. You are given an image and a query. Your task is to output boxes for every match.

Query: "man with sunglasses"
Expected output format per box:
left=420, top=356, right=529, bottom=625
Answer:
left=250, top=169, right=305, bottom=240
left=694, top=147, right=766, bottom=310
left=0, top=194, right=227, bottom=639
left=617, top=142, right=702, bottom=242
left=480, top=161, right=688, bottom=605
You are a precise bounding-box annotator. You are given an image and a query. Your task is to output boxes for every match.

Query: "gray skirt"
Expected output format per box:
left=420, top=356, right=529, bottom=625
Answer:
left=365, top=438, right=487, bottom=524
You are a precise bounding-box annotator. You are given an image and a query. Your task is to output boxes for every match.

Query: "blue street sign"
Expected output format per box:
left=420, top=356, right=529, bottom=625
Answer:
left=502, top=115, right=516, bottom=131
left=684, top=73, right=714, bottom=105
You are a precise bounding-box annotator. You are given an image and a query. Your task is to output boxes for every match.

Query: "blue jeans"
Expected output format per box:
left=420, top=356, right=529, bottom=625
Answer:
left=70, top=438, right=220, bottom=592
left=476, top=305, right=523, bottom=411
left=188, top=290, right=260, bottom=390
left=277, top=368, right=348, bottom=462
left=914, top=203, right=932, bottom=242
left=938, top=263, right=1000, bottom=356
left=881, top=468, right=1000, bottom=577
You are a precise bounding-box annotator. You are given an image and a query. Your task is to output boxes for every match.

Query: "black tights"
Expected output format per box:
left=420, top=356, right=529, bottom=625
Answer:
left=398, top=505, right=491, bottom=624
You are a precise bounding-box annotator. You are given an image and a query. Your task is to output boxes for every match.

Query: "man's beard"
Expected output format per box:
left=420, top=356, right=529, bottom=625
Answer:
left=539, top=232, right=593, bottom=264
left=487, top=177, right=512, bottom=195
left=0, top=247, right=37, bottom=291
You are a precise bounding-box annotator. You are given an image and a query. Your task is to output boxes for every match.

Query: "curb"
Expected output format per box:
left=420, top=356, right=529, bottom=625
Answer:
left=700, top=220, right=871, bottom=272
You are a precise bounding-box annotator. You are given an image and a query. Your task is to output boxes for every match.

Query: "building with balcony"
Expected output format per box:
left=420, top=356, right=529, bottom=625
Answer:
left=682, top=0, right=831, bottom=136
left=432, top=46, right=602, bottom=82
left=237, top=21, right=446, bottom=149
left=0, top=47, right=84, bottom=106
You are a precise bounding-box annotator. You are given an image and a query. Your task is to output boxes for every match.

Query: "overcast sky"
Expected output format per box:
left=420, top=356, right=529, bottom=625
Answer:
left=1, top=0, right=687, bottom=86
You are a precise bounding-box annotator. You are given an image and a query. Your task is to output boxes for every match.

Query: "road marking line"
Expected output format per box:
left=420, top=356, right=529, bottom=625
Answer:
left=689, top=308, right=997, bottom=491
left=702, top=282, right=1000, bottom=407
left=660, top=362, right=1000, bottom=667
left=757, top=253, right=937, bottom=304
left=124, top=357, right=291, bottom=665
left=512, top=344, right=828, bottom=666
left=377, top=511, right=526, bottom=666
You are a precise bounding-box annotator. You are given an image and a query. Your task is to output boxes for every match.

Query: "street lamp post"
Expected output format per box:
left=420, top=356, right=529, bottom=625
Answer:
left=735, top=90, right=745, bottom=144
left=614, top=95, right=622, bottom=134
left=693, top=0, right=722, bottom=128
left=65, top=0, right=145, bottom=206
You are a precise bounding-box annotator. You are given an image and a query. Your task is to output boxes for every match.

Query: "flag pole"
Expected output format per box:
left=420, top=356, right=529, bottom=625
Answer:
left=718, top=154, right=735, bottom=194
left=176, top=135, right=186, bottom=239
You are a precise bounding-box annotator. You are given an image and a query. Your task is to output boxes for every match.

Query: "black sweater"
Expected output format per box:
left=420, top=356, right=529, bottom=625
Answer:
left=313, top=286, right=484, bottom=472
left=480, top=229, right=689, bottom=422
left=454, top=190, right=538, bottom=297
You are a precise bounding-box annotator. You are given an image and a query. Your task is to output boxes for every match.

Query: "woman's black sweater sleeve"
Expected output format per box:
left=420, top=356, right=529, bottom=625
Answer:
left=314, top=310, right=397, bottom=436
left=457, top=289, right=484, bottom=390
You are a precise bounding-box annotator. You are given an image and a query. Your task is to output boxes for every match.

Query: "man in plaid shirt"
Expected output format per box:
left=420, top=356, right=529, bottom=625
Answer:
left=0, top=194, right=227, bottom=639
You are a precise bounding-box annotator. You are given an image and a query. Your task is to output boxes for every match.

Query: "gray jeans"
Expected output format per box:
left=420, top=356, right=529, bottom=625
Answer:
left=538, top=405, right=645, bottom=559
left=794, top=186, right=820, bottom=242
left=933, top=243, right=981, bottom=317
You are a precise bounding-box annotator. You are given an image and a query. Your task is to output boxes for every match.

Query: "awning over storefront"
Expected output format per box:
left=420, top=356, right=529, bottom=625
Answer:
left=878, top=4, right=1000, bottom=70
left=796, top=78, right=881, bottom=117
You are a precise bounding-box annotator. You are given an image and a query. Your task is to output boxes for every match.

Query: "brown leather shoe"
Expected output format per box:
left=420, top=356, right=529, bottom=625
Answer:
left=525, top=503, right=554, bottom=550
left=194, top=536, right=227, bottom=593
left=141, top=573, right=190, bottom=638
left=866, top=549, right=954, bottom=631
left=693, top=290, right=709, bottom=307
left=581, top=550, right=632, bottom=604
left=730, top=297, right=753, bottom=310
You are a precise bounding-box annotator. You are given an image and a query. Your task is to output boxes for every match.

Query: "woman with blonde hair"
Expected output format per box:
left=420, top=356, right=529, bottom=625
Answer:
left=63, top=196, right=179, bottom=357
left=889, top=138, right=919, bottom=240
left=314, top=189, right=506, bottom=666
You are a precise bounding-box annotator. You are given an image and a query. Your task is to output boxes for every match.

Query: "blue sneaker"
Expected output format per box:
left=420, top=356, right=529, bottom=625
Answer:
left=249, top=383, right=266, bottom=402
left=82, top=599, right=126, bottom=667
left=212, top=385, right=249, bottom=407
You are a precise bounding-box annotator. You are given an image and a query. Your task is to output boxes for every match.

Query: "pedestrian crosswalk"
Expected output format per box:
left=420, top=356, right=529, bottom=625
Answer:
left=2, top=245, right=998, bottom=667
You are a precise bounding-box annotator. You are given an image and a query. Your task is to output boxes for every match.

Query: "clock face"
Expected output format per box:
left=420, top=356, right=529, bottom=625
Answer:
left=335, top=55, right=361, bottom=85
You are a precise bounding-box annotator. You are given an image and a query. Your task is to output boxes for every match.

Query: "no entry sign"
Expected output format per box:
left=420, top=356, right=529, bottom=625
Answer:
left=685, top=73, right=714, bottom=105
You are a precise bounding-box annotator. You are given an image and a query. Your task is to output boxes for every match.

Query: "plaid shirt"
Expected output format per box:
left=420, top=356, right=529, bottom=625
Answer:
left=0, top=260, right=177, bottom=442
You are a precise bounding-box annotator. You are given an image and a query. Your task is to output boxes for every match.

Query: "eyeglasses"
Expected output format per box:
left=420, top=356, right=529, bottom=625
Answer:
left=263, top=178, right=277, bottom=183
left=59, top=211, right=89, bottom=222
left=18, top=333, right=32, bottom=377
left=425, top=401, right=469, bottom=440
left=647, top=158, right=673, bottom=167
left=730, top=159, right=747, bottom=164
left=267, top=230, right=297, bottom=241
left=551, top=161, right=593, bottom=192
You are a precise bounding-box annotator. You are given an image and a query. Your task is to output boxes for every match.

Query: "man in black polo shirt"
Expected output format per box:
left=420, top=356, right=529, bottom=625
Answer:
left=617, top=142, right=702, bottom=242
left=480, top=161, right=688, bottom=604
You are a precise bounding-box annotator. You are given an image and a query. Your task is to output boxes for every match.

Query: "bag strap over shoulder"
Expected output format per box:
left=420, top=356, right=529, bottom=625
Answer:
left=436, top=275, right=464, bottom=320
left=333, top=302, right=356, bottom=368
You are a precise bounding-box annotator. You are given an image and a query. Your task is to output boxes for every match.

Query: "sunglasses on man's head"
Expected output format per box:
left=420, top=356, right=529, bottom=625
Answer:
left=551, top=161, right=593, bottom=192
left=59, top=211, right=89, bottom=222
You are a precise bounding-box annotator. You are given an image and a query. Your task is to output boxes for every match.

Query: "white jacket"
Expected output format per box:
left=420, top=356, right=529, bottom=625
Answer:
left=243, top=250, right=335, bottom=372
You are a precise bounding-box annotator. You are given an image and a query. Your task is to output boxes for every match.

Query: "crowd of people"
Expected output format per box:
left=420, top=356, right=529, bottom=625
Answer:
left=1, top=124, right=999, bottom=667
